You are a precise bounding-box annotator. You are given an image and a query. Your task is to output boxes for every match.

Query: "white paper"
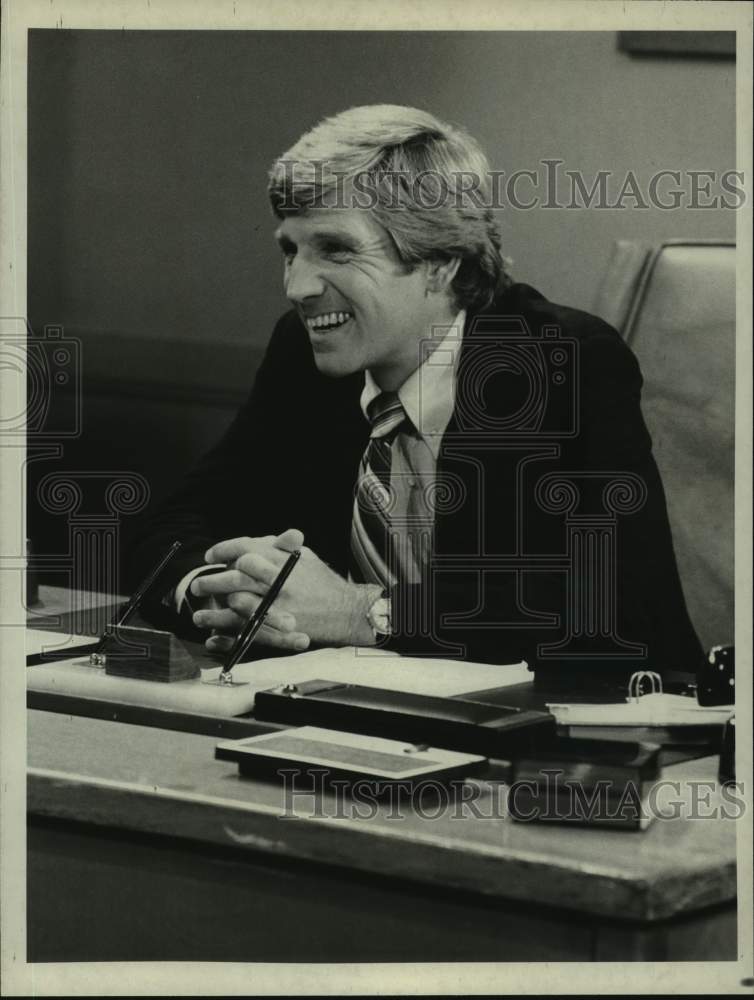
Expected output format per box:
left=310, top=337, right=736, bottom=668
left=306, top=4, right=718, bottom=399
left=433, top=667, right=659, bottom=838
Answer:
left=547, top=692, right=734, bottom=727
left=203, top=645, right=532, bottom=698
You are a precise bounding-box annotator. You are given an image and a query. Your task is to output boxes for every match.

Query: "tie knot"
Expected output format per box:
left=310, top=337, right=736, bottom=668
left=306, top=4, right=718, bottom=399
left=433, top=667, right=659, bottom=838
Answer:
left=367, top=392, right=406, bottom=439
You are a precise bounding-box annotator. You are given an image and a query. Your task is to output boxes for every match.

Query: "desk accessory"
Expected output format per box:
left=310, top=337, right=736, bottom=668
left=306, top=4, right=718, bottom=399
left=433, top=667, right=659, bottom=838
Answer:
left=697, top=645, right=735, bottom=706
left=546, top=670, right=732, bottom=757
left=215, top=725, right=488, bottom=791
left=100, top=623, right=200, bottom=681
left=548, top=670, right=733, bottom=727
left=26, top=647, right=527, bottom=720
left=83, top=540, right=204, bottom=682
left=89, top=540, right=182, bottom=664
left=213, top=549, right=302, bottom=686
left=27, top=655, right=259, bottom=715
left=254, top=679, right=556, bottom=756
left=26, top=541, right=183, bottom=668
left=508, top=736, right=661, bottom=830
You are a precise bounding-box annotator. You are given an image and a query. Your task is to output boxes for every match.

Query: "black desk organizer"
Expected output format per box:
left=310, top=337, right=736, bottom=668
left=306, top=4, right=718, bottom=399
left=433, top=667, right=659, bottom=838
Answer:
left=254, top=679, right=556, bottom=757
left=252, top=680, right=663, bottom=827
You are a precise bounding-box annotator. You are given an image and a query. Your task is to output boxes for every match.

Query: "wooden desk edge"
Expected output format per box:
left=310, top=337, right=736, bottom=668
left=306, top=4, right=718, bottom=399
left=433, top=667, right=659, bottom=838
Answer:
left=27, top=765, right=736, bottom=925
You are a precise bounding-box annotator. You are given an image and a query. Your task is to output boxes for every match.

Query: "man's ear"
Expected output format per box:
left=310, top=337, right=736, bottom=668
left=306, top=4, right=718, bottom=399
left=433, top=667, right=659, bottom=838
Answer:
left=425, top=257, right=461, bottom=294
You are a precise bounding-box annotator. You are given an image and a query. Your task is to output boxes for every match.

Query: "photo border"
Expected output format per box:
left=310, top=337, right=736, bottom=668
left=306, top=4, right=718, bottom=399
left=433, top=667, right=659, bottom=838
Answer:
left=1, top=1, right=751, bottom=995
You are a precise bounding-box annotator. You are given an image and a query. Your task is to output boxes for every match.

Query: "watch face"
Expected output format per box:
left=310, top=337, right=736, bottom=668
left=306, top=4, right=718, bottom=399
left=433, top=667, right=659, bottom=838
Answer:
left=369, top=596, right=391, bottom=635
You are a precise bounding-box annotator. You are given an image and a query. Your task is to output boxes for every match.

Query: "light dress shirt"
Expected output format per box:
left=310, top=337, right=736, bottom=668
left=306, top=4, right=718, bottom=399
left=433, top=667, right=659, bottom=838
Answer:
left=358, top=310, right=465, bottom=584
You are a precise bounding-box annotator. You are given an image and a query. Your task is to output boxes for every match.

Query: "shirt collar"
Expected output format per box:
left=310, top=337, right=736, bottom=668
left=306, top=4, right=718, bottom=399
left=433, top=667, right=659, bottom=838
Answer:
left=360, top=309, right=466, bottom=460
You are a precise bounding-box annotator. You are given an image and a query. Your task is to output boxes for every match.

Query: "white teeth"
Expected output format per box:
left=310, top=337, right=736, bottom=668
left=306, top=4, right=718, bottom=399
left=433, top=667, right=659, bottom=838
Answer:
left=307, top=311, right=352, bottom=331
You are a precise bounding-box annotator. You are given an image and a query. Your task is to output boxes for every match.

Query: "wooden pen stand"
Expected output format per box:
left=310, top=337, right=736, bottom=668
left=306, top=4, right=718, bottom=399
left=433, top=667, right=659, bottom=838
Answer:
left=100, top=624, right=200, bottom=682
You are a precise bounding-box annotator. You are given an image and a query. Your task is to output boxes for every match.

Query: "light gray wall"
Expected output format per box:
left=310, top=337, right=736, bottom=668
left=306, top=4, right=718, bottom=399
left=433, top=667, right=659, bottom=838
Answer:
left=27, top=30, right=737, bottom=585
left=29, top=30, right=736, bottom=362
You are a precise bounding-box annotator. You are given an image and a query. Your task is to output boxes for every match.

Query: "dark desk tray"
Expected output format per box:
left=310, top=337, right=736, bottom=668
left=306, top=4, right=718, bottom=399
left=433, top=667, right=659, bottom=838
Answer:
left=254, top=679, right=556, bottom=757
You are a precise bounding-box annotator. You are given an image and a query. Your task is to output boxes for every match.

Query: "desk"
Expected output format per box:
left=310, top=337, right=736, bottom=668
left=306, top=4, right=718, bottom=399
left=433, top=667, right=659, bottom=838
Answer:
left=26, top=583, right=126, bottom=630
left=27, top=710, right=737, bottom=962
left=26, top=589, right=738, bottom=962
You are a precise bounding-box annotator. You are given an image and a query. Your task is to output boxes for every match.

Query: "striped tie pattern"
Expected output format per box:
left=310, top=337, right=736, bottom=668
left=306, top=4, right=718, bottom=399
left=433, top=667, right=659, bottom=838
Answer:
left=350, top=392, right=407, bottom=588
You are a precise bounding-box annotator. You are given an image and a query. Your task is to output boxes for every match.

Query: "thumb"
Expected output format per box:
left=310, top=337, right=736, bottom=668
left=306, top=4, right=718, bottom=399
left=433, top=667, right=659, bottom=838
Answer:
left=274, top=527, right=304, bottom=553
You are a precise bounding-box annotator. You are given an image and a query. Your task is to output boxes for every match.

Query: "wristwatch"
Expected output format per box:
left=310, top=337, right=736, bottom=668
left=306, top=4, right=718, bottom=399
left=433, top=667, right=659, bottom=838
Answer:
left=366, top=591, right=392, bottom=641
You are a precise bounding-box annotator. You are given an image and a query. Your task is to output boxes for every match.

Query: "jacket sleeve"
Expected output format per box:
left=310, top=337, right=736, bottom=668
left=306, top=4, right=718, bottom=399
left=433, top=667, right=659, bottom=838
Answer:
left=123, top=313, right=303, bottom=634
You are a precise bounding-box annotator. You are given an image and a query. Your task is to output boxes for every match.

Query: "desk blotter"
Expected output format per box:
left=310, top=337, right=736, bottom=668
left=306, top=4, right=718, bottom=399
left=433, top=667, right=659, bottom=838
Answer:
left=26, top=646, right=531, bottom=718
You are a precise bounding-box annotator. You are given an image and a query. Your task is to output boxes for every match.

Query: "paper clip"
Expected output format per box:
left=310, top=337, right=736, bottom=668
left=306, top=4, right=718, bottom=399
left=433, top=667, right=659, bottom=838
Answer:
left=627, top=670, right=663, bottom=702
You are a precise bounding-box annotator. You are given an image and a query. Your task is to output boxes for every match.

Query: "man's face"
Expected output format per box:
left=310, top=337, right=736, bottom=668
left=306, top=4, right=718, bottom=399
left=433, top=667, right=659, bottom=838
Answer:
left=275, top=208, right=438, bottom=389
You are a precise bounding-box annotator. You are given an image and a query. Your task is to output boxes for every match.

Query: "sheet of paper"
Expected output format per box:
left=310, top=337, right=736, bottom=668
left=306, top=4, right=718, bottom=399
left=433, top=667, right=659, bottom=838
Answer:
left=25, top=628, right=96, bottom=657
left=203, top=646, right=532, bottom=698
left=547, top=693, right=734, bottom=727
left=27, top=585, right=125, bottom=621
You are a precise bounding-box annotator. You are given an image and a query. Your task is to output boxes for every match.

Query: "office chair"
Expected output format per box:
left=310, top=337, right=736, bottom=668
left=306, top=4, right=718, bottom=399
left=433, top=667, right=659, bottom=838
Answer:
left=593, top=239, right=736, bottom=655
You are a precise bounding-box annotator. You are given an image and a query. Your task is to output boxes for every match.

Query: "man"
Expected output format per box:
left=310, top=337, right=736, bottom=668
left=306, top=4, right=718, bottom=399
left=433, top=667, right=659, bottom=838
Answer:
left=127, top=104, right=703, bottom=682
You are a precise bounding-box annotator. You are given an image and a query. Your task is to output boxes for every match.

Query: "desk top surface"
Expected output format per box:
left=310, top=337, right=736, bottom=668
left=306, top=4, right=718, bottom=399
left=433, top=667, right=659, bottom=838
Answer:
left=27, top=708, right=737, bottom=924
left=26, top=587, right=737, bottom=924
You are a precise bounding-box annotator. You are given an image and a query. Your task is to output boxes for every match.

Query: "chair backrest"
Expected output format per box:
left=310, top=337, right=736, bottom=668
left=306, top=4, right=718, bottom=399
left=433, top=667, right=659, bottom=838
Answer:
left=594, top=240, right=735, bottom=652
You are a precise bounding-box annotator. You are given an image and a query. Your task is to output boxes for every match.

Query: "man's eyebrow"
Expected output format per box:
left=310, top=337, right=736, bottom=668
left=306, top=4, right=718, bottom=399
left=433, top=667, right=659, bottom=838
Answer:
left=310, top=229, right=362, bottom=248
left=274, top=227, right=366, bottom=253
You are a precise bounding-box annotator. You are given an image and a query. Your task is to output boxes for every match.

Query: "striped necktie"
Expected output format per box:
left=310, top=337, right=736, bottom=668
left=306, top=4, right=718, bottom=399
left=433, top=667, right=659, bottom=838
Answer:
left=350, top=391, right=408, bottom=588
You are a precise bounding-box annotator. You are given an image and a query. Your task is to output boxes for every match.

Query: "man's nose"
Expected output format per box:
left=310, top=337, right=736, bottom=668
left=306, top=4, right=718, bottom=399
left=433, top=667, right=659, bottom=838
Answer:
left=284, top=255, right=326, bottom=303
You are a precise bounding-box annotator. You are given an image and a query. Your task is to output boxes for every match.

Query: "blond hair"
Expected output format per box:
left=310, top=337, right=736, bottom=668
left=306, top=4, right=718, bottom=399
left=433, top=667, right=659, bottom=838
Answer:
left=268, top=105, right=510, bottom=311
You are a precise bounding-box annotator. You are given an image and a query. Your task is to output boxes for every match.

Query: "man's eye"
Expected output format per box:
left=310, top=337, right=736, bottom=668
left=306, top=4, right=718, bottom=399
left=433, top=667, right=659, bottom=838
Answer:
left=321, top=244, right=353, bottom=259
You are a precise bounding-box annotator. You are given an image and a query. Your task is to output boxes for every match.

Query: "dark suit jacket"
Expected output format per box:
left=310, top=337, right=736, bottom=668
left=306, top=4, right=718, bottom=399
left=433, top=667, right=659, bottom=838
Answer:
left=126, top=284, right=704, bottom=683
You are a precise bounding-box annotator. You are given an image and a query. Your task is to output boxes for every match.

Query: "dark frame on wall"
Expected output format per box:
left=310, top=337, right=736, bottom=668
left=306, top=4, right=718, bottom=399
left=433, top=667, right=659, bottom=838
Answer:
left=618, top=31, right=736, bottom=59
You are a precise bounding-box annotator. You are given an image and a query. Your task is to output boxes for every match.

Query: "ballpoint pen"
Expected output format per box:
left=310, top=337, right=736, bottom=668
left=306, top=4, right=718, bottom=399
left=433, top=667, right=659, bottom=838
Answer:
left=89, top=540, right=183, bottom=664
left=219, top=548, right=301, bottom=683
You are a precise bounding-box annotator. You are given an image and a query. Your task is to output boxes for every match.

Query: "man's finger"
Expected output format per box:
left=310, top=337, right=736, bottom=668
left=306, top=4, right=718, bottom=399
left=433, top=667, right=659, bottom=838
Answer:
left=193, top=601, right=296, bottom=633
left=191, top=567, right=253, bottom=597
left=205, top=625, right=310, bottom=654
left=205, top=633, right=234, bottom=652
left=235, top=552, right=280, bottom=586
left=226, top=591, right=297, bottom=631
left=274, top=528, right=305, bottom=553
left=204, top=535, right=276, bottom=564
left=192, top=607, right=244, bottom=632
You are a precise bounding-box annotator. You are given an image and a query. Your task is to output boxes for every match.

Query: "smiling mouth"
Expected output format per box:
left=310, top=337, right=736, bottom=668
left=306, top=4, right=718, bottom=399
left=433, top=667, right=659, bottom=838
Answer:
left=305, top=310, right=353, bottom=333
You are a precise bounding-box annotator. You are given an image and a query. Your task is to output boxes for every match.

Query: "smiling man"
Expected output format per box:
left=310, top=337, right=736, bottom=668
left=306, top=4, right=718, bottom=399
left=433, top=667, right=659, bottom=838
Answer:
left=275, top=208, right=458, bottom=389
left=128, top=104, right=703, bottom=681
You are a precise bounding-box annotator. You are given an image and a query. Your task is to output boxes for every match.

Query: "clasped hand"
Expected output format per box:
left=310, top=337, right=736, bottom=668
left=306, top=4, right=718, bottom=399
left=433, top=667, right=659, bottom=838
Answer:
left=189, top=528, right=379, bottom=654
